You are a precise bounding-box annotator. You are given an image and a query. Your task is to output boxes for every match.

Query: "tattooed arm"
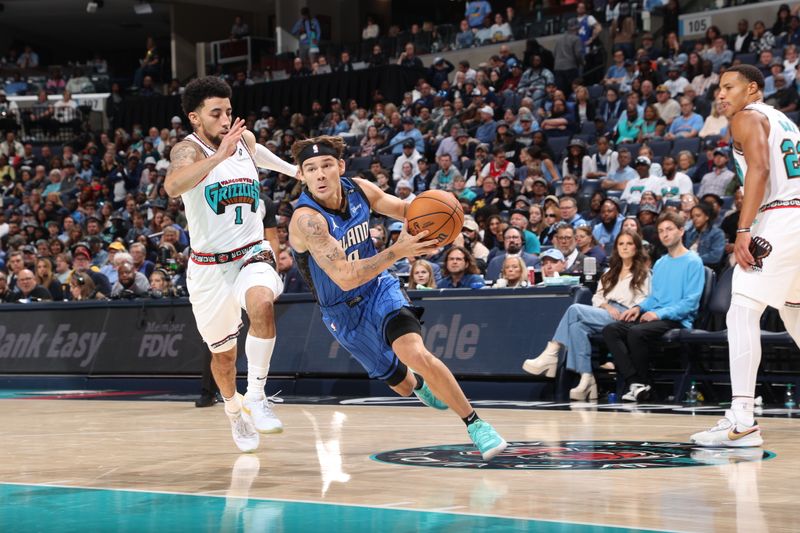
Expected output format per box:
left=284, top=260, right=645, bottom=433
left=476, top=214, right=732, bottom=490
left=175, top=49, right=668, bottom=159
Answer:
left=164, top=141, right=217, bottom=197
left=289, top=207, right=438, bottom=291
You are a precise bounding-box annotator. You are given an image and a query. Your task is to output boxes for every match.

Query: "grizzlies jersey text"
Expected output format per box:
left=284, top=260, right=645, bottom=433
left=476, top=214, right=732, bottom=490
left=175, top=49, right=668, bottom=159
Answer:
left=294, top=178, right=391, bottom=307
left=181, top=133, right=263, bottom=252
left=733, top=102, right=800, bottom=207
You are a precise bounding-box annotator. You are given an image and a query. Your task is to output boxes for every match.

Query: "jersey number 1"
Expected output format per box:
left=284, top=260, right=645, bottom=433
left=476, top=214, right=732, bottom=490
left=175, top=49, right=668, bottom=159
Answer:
left=781, top=139, right=800, bottom=179
left=234, top=206, right=243, bottom=224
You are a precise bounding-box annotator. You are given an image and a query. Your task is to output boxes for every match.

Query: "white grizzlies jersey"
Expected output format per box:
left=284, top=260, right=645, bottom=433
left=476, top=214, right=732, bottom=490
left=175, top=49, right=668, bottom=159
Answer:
left=733, top=102, right=800, bottom=207
left=182, top=133, right=262, bottom=252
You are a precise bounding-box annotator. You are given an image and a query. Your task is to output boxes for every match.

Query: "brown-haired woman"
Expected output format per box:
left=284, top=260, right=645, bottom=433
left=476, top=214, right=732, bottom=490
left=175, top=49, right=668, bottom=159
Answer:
left=522, top=230, right=651, bottom=400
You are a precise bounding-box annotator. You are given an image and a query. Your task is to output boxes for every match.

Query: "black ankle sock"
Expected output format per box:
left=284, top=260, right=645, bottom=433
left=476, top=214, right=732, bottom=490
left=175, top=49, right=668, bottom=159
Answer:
left=462, top=411, right=480, bottom=426
left=413, top=373, right=424, bottom=391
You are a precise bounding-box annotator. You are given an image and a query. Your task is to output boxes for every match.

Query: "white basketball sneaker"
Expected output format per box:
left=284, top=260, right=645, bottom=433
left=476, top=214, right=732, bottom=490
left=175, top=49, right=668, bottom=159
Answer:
left=690, top=410, right=763, bottom=448
left=243, top=394, right=284, bottom=434
left=227, top=405, right=260, bottom=453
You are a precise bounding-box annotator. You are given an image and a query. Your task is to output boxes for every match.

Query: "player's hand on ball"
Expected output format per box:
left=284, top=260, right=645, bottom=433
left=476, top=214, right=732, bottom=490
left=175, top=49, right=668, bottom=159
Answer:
left=216, top=117, right=246, bottom=160
left=395, top=225, right=439, bottom=259
left=734, top=231, right=754, bottom=271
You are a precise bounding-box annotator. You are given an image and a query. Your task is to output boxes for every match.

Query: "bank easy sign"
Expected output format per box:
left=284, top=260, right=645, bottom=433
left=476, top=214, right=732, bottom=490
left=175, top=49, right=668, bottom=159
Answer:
left=680, top=13, right=712, bottom=37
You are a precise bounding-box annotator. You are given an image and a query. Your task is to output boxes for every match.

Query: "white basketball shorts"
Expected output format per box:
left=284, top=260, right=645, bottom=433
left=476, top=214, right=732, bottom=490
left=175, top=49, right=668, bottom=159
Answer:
left=732, top=205, right=800, bottom=309
left=186, top=241, right=284, bottom=353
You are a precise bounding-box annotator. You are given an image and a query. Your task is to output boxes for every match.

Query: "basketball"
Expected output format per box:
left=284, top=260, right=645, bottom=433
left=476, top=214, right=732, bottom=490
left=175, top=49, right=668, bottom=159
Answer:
left=406, top=190, right=465, bottom=246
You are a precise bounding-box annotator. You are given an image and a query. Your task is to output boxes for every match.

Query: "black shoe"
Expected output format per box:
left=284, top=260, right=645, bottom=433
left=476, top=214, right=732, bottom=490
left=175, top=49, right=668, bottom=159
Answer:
left=195, top=392, right=217, bottom=408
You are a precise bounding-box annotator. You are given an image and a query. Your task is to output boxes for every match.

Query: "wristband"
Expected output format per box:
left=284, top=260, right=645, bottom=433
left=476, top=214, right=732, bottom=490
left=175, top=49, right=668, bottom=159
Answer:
left=736, top=228, right=751, bottom=233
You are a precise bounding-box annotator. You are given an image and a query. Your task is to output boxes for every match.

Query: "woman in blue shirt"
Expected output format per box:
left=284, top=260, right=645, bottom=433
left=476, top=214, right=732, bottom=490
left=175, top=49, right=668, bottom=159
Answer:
left=683, top=203, right=725, bottom=267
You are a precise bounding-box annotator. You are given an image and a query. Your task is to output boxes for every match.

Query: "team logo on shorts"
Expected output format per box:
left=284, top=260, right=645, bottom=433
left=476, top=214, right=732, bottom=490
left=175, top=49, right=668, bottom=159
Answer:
left=371, top=441, right=774, bottom=470
left=749, top=236, right=772, bottom=271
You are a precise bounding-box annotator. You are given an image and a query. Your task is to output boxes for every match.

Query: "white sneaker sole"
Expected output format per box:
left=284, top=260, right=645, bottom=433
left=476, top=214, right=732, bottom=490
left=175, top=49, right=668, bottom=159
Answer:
left=522, top=360, right=557, bottom=378
left=481, top=438, right=508, bottom=461
left=256, top=425, right=284, bottom=435
left=692, top=433, right=763, bottom=448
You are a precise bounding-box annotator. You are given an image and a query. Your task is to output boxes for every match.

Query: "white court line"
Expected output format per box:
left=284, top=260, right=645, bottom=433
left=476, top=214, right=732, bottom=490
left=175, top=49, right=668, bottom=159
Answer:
left=0, top=480, right=686, bottom=533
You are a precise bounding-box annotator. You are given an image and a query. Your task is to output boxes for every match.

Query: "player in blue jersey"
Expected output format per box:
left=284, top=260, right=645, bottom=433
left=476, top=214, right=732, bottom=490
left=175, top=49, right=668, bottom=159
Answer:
left=287, top=136, right=507, bottom=460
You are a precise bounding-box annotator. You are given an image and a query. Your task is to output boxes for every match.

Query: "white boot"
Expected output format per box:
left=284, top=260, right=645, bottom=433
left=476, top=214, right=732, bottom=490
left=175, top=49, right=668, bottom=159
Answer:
left=522, top=341, right=561, bottom=378
left=569, top=373, right=598, bottom=401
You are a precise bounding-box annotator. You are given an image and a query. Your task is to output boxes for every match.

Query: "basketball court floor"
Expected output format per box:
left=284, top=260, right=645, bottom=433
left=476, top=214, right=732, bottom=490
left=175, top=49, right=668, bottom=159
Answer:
left=1, top=393, right=798, bottom=532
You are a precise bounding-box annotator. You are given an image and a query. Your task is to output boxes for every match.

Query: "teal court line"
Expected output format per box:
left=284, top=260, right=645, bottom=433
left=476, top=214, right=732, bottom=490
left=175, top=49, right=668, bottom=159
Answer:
left=0, top=482, right=677, bottom=533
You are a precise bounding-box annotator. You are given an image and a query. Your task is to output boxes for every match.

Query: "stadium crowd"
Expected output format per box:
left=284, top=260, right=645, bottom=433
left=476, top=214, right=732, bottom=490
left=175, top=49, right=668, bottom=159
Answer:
left=0, top=0, right=793, bottom=309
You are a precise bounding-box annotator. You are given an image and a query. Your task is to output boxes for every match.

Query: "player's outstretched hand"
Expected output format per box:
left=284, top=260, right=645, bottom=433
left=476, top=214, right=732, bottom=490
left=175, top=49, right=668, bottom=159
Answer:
left=394, top=224, right=440, bottom=259
left=734, top=231, right=755, bottom=271
left=216, top=118, right=247, bottom=160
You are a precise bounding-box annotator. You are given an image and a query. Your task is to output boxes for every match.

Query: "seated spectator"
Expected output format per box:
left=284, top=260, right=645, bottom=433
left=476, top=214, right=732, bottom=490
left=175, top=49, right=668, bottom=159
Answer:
left=698, top=148, right=736, bottom=197
left=654, top=156, right=693, bottom=201
left=482, top=146, right=516, bottom=181
left=0, top=272, right=11, bottom=302
left=486, top=226, right=540, bottom=281
left=69, top=271, right=103, bottom=301
left=561, top=140, right=593, bottom=181
left=461, top=218, right=489, bottom=265
left=409, top=259, right=437, bottom=289
left=749, top=20, right=775, bottom=54
left=493, top=256, right=530, bottom=288
left=430, top=154, right=462, bottom=191
left=653, top=85, right=680, bottom=127
left=455, top=19, right=476, bottom=49
left=553, top=223, right=585, bottom=274
left=539, top=248, right=567, bottom=278
left=522, top=230, right=651, bottom=398
left=7, top=268, right=52, bottom=302
left=729, top=19, right=753, bottom=54
left=335, top=50, right=355, bottom=73
left=587, top=136, right=619, bottom=180
left=16, top=45, right=39, bottom=69
left=111, top=262, right=150, bottom=298
left=699, top=101, right=729, bottom=139
left=276, top=248, right=309, bottom=294
left=621, top=156, right=659, bottom=205
left=397, top=43, right=423, bottom=69
left=70, top=242, right=112, bottom=298
left=35, top=256, right=63, bottom=301
left=289, top=57, right=311, bottom=78
left=592, top=198, right=625, bottom=248
left=665, top=97, right=703, bottom=140
left=489, top=13, right=512, bottom=43
left=603, top=50, right=628, bottom=86
left=148, top=268, right=173, bottom=297
left=615, top=105, right=644, bottom=144
left=540, top=99, right=575, bottom=137
left=664, top=66, right=690, bottom=98
left=475, top=106, right=497, bottom=144
left=559, top=196, right=587, bottom=229
left=702, top=37, right=733, bottom=73
left=602, top=148, right=637, bottom=191
left=362, top=15, right=379, bottom=40
left=766, top=74, right=800, bottom=113
left=602, top=211, right=705, bottom=402
left=576, top=225, right=608, bottom=268
left=684, top=202, right=725, bottom=268
left=65, top=68, right=95, bottom=94
left=230, top=15, right=250, bottom=39
left=638, top=105, right=667, bottom=142
left=508, top=207, right=541, bottom=254
left=763, top=59, right=786, bottom=98
left=690, top=60, right=719, bottom=98
left=392, top=139, right=422, bottom=180
left=437, top=246, right=484, bottom=288
left=389, top=116, right=424, bottom=154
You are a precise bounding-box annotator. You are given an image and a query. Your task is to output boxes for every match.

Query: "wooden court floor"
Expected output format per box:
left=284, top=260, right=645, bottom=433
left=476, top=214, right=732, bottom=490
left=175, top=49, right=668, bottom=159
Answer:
left=1, top=399, right=798, bottom=532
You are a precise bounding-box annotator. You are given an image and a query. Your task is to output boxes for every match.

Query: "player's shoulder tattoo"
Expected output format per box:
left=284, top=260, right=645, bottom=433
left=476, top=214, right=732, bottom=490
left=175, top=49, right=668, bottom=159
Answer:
left=295, top=211, right=327, bottom=239
left=166, top=141, right=201, bottom=174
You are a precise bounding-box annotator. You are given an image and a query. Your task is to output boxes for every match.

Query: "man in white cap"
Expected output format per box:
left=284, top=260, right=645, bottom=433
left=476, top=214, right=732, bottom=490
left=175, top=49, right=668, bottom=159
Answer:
left=395, top=179, right=416, bottom=202
left=475, top=105, right=497, bottom=144
left=392, top=139, right=421, bottom=180
left=169, top=116, right=186, bottom=138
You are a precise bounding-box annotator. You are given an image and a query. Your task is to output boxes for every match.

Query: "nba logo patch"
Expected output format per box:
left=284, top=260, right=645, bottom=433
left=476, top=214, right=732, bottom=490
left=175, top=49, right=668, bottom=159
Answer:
left=313, top=144, right=319, bottom=154
left=330, top=321, right=336, bottom=331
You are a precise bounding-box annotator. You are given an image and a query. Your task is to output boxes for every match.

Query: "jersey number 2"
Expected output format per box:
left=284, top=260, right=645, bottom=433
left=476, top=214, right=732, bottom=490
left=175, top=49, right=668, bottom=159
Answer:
left=781, top=139, right=800, bottom=179
left=234, top=206, right=243, bottom=224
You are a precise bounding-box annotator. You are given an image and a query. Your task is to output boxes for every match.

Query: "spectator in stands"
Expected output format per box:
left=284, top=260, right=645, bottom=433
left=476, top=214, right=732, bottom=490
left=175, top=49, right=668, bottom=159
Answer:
left=702, top=37, right=733, bottom=73
left=615, top=104, right=644, bottom=144
left=636, top=56, right=662, bottom=87
left=428, top=57, right=455, bottom=90
left=474, top=106, right=497, bottom=144
left=638, top=105, right=667, bottom=142
left=130, top=242, right=154, bottom=278
left=16, top=45, right=39, bottom=70
left=572, top=86, right=595, bottom=129
left=0, top=272, right=10, bottom=302
left=663, top=65, right=690, bottom=98
left=276, top=248, right=309, bottom=293
left=602, top=147, right=636, bottom=191
left=392, top=139, right=421, bottom=180
left=788, top=15, right=800, bottom=46
left=291, top=7, right=321, bottom=62
left=489, top=12, right=512, bottom=43
left=576, top=225, right=608, bottom=267
left=5, top=72, right=28, bottom=96
left=389, top=116, right=424, bottom=154
left=773, top=4, right=792, bottom=37
left=466, top=1, right=492, bottom=29
left=755, top=50, right=775, bottom=79
left=603, top=50, right=628, bottom=86
left=767, top=74, right=800, bottom=113
left=289, top=58, right=310, bottom=78
left=230, top=15, right=250, bottom=40
left=699, top=101, right=729, bottom=139
left=592, top=198, right=624, bottom=247
left=429, top=154, right=461, bottom=191
left=438, top=246, right=484, bottom=288
left=518, top=55, right=554, bottom=111
left=640, top=32, right=662, bottom=62
left=621, top=156, right=658, bottom=205
left=698, top=148, right=735, bottom=198
left=69, top=271, right=101, bottom=301
left=553, top=223, right=585, bottom=274
left=508, top=208, right=541, bottom=254
left=0, top=132, right=23, bottom=158
left=367, top=44, right=387, bottom=67
left=133, top=37, right=160, bottom=89
left=359, top=125, right=383, bottom=157
left=362, top=15, right=379, bottom=41
left=493, top=256, right=529, bottom=288
left=540, top=98, right=575, bottom=137
left=409, top=259, right=437, bottom=289
left=539, top=248, right=567, bottom=278
left=553, top=19, right=583, bottom=94
left=611, top=4, right=635, bottom=59
left=654, top=156, right=693, bottom=201
left=486, top=225, right=539, bottom=281
left=729, top=19, right=753, bottom=55
left=111, top=262, right=149, bottom=299
left=7, top=268, right=51, bottom=302
left=523, top=230, right=650, bottom=397
left=456, top=19, right=476, bottom=49
left=750, top=21, right=775, bottom=54
left=602, top=211, right=705, bottom=402
left=461, top=218, right=490, bottom=264
left=397, top=43, right=423, bottom=69
left=45, top=68, right=66, bottom=95
left=335, top=51, right=355, bottom=73
left=690, top=60, right=719, bottom=98
left=665, top=97, right=703, bottom=140
left=684, top=202, right=725, bottom=268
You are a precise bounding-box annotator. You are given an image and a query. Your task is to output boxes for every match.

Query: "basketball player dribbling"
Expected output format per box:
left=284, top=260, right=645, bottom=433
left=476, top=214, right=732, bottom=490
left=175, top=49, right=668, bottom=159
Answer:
left=288, top=135, right=508, bottom=460
left=166, top=77, right=298, bottom=452
left=692, top=65, right=800, bottom=447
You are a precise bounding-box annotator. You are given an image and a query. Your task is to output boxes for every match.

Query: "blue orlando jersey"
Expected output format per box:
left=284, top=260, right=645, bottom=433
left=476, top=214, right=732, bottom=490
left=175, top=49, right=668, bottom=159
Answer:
left=295, top=177, right=392, bottom=307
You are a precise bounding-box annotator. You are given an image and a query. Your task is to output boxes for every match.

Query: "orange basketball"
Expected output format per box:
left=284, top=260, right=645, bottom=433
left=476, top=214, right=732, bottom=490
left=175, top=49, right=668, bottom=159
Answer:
left=406, top=190, right=465, bottom=246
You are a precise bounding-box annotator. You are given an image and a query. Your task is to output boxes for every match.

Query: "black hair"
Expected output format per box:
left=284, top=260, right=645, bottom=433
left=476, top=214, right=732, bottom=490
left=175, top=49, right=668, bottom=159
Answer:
left=181, top=76, right=232, bottom=116
left=724, top=64, right=765, bottom=90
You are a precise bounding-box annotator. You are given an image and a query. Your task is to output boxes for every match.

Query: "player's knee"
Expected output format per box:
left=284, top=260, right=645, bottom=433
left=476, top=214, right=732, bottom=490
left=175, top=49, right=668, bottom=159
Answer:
left=211, top=350, right=236, bottom=367
left=248, top=297, right=275, bottom=323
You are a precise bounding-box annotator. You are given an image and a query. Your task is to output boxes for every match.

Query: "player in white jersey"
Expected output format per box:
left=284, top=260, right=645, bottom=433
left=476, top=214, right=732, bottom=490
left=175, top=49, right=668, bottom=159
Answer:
left=166, top=77, right=298, bottom=452
left=692, top=65, right=800, bottom=447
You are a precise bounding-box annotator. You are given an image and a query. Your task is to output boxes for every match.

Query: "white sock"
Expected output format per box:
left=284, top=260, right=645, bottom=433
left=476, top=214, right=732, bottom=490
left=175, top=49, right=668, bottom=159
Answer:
left=244, top=335, right=275, bottom=402
left=727, top=295, right=766, bottom=427
left=224, top=393, right=242, bottom=415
